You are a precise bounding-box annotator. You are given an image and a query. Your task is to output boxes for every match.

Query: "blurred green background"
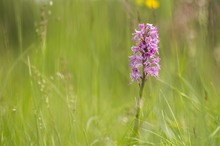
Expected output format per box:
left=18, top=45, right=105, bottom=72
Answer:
left=1, top=0, right=220, bottom=145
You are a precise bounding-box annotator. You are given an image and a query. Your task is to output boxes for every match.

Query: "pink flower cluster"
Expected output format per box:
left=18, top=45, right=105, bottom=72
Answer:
left=129, top=23, right=160, bottom=83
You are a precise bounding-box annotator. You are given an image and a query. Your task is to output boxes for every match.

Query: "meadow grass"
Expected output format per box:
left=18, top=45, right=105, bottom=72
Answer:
left=0, top=0, right=220, bottom=145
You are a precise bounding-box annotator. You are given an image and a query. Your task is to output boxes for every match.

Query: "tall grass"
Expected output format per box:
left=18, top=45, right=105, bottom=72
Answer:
left=0, top=0, right=220, bottom=145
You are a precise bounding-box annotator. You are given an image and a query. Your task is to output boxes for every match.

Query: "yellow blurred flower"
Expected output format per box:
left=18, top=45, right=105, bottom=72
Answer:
left=136, top=0, right=144, bottom=6
left=145, top=0, right=160, bottom=9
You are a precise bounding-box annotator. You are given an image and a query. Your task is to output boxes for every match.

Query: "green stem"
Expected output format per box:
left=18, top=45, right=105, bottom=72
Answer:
left=132, top=71, right=146, bottom=143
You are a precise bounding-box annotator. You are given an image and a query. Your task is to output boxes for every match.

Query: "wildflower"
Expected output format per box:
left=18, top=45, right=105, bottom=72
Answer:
left=129, top=23, right=160, bottom=83
left=145, top=0, right=160, bottom=9
left=129, top=23, right=160, bottom=143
